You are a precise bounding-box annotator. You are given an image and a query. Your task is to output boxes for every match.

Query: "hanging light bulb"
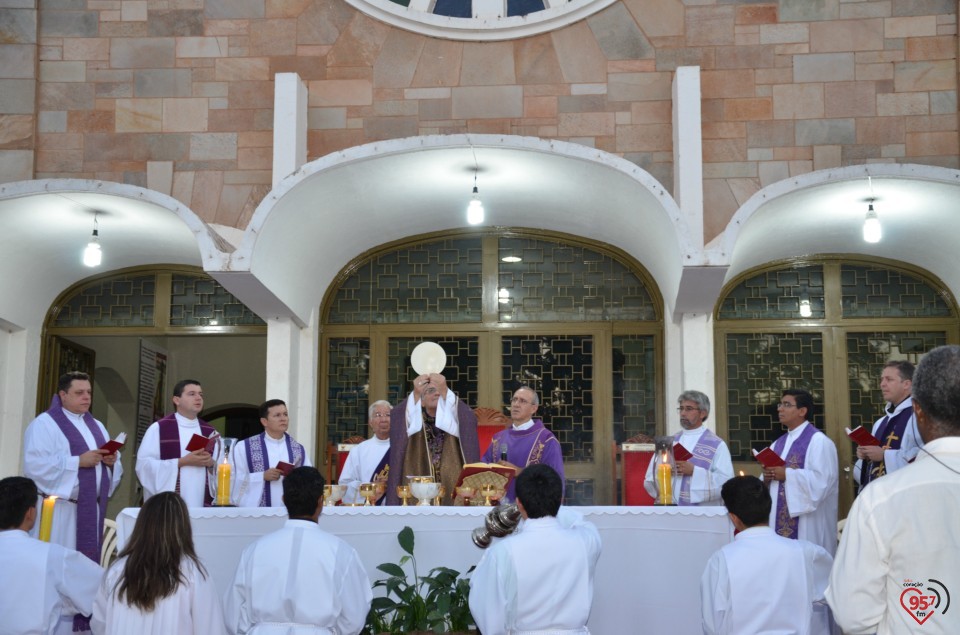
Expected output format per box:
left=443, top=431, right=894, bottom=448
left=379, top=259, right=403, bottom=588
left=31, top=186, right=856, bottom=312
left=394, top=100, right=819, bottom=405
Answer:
left=83, top=213, right=102, bottom=267
left=863, top=203, right=881, bottom=243
left=467, top=185, right=484, bottom=225
left=799, top=297, right=812, bottom=318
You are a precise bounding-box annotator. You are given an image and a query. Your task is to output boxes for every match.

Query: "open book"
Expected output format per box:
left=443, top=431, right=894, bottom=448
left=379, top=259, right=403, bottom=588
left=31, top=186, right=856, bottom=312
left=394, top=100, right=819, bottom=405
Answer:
left=752, top=447, right=786, bottom=468
left=99, top=432, right=127, bottom=455
left=455, top=463, right=516, bottom=492
left=185, top=431, right=219, bottom=453
left=846, top=426, right=881, bottom=446
left=276, top=461, right=296, bottom=476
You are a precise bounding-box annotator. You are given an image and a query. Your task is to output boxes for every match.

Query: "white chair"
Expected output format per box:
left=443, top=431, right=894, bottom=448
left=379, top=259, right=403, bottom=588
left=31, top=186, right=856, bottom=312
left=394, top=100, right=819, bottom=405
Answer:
left=101, top=518, right=119, bottom=568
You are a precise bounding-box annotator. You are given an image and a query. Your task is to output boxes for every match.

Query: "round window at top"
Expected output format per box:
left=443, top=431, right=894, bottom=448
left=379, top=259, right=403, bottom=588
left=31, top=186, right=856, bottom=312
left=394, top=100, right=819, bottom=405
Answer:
left=342, top=0, right=618, bottom=41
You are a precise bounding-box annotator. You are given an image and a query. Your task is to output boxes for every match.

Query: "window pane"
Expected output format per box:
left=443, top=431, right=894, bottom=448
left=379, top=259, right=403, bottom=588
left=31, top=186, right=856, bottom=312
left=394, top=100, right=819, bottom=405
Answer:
left=841, top=264, right=953, bottom=318
left=718, top=265, right=825, bottom=320
left=326, top=338, right=372, bottom=443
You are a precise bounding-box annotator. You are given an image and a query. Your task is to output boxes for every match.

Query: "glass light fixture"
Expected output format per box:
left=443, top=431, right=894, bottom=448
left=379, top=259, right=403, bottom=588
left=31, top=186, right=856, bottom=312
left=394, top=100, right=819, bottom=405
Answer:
left=467, top=185, right=484, bottom=225
left=501, top=255, right=522, bottom=263
left=498, top=288, right=510, bottom=304
left=82, top=213, right=102, bottom=267
left=863, top=203, right=881, bottom=243
left=799, top=297, right=812, bottom=318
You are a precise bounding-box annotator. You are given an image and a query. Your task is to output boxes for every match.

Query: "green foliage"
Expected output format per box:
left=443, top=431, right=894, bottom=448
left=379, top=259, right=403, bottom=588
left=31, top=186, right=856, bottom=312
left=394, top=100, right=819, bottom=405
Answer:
left=363, top=526, right=476, bottom=634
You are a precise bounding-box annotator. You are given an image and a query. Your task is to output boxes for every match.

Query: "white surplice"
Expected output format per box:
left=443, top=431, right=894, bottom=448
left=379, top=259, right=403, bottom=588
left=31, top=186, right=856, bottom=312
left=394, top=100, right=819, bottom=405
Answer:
left=826, top=437, right=960, bottom=635
left=700, top=526, right=833, bottom=635
left=23, top=410, right=124, bottom=549
left=91, top=556, right=225, bottom=635
left=642, top=427, right=734, bottom=505
left=338, top=436, right=389, bottom=504
left=764, top=422, right=839, bottom=556
left=404, top=390, right=462, bottom=437
left=469, top=508, right=601, bottom=635
left=852, top=396, right=923, bottom=483
left=223, top=518, right=371, bottom=635
left=0, top=529, right=104, bottom=635
left=136, top=413, right=221, bottom=508
left=232, top=434, right=313, bottom=508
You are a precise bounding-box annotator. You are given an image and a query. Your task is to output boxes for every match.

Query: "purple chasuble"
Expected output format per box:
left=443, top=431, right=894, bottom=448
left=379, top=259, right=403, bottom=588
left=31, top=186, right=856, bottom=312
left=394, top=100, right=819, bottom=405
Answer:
left=243, top=432, right=305, bottom=506
left=482, top=419, right=565, bottom=502
left=859, top=404, right=913, bottom=489
left=157, top=413, right=216, bottom=507
left=46, top=394, right=110, bottom=632
left=673, top=428, right=723, bottom=505
left=772, top=423, right=819, bottom=540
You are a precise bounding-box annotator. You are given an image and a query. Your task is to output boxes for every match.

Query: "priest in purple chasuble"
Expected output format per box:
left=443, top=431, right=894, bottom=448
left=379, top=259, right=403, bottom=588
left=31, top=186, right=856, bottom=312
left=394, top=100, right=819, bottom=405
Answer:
left=643, top=390, right=734, bottom=506
left=23, top=371, right=122, bottom=633
left=339, top=400, right=392, bottom=505
left=385, top=373, right=480, bottom=505
left=233, top=399, right=312, bottom=508
left=761, top=389, right=839, bottom=557
left=135, top=379, right=221, bottom=508
left=482, top=386, right=565, bottom=503
left=853, top=360, right=923, bottom=491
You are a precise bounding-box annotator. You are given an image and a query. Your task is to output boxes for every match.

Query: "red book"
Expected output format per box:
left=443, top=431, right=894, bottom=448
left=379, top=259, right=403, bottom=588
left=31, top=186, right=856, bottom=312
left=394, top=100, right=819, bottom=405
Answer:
left=455, top=463, right=516, bottom=489
left=672, top=443, right=692, bottom=462
left=99, top=432, right=127, bottom=455
left=752, top=447, right=786, bottom=468
left=276, top=461, right=296, bottom=476
left=185, top=431, right=219, bottom=453
left=846, top=426, right=881, bottom=446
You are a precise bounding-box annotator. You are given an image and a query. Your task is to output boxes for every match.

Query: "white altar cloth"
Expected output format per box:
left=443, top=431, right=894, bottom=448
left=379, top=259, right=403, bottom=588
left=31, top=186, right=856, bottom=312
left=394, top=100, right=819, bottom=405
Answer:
left=117, top=505, right=732, bottom=633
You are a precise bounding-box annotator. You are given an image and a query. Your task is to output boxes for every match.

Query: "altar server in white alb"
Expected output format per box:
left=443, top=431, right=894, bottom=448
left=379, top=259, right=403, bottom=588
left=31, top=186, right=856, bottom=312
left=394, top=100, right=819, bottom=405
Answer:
left=136, top=379, right=221, bottom=507
left=469, top=464, right=601, bottom=635
left=339, top=400, right=391, bottom=504
left=701, top=475, right=833, bottom=635
left=0, top=476, right=104, bottom=635
left=224, top=466, right=371, bottom=635
left=232, top=399, right=312, bottom=507
left=644, top=390, right=734, bottom=505
left=761, top=389, right=839, bottom=557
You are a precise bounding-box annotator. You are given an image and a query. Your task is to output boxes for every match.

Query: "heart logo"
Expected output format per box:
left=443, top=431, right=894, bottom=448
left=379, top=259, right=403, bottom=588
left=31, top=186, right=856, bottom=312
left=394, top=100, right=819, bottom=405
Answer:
left=900, top=587, right=936, bottom=625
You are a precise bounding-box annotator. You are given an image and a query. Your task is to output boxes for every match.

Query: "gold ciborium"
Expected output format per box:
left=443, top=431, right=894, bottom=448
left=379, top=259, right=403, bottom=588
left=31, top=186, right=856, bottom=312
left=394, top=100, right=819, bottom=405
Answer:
left=359, top=482, right=376, bottom=506
left=456, top=485, right=476, bottom=506
left=322, top=484, right=346, bottom=506
left=397, top=484, right=412, bottom=506
left=410, top=480, right=441, bottom=506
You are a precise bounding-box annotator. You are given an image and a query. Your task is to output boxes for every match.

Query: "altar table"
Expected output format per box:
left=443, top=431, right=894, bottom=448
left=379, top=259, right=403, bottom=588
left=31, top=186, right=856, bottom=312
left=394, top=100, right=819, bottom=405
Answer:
left=117, top=505, right=732, bottom=633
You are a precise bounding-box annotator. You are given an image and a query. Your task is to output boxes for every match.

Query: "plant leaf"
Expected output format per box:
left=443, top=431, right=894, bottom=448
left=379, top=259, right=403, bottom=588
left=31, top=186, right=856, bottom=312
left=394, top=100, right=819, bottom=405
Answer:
left=377, top=562, right=406, bottom=577
left=398, top=525, right=415, bottom=555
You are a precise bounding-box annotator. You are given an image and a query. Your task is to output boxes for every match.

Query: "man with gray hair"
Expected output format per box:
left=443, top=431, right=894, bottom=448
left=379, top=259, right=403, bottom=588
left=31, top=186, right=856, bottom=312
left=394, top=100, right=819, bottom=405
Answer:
left=644, top=390, right=734, bottom=505
left=339, top=399, right=392, bottom=504
left=827, top=345, right=960, bottom=633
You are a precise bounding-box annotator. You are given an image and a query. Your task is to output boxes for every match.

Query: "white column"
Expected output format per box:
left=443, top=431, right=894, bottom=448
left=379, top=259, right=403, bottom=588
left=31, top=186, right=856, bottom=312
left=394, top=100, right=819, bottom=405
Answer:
left=265, top=310, right=319, bottom=462
left=272, top=73, right=308, bottom=189
left=0, top=324, right=42, bottom=477
left=672, top=66, right=704, bottom=251
left=664, top=312, right=715, bottom=436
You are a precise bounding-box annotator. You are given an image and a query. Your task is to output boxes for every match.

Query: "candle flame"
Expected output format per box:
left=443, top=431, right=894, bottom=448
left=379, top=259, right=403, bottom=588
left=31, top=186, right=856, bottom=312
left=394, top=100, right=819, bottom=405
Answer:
left=739, top=470, right=745, bottom=476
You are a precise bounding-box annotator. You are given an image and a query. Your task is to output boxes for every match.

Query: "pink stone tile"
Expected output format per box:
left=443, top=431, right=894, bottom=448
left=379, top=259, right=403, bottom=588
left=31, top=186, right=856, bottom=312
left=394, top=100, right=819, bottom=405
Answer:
left=773, top=83, right=825, bottom=119
left=725, top=98, right=773, bottom=121
left=630, top=100, right=672, bottom=124
left=162, top=97, right=208, bottom=131
left=63, top=38, right=110, bottom=61
left=215, top=57, right=270, bottom=81
left=308, top=79, right=372, bottom=107
left=607, top=60, right=656, bottom=72
left=411, top=39, right=463, bottom=88
left=905, top=36, right=957, bottom=61
left=703, top=138, right=746, bottom=161
left=516, top=35, right=564, bottom=85
left=877, top=92, right=929, bottom=116
left=461, top=41, right=516, bottom=86
left=190, top=170, right=223, bottom=221
left=885, top=16, right=938, bottom=39
left=686, top=6, right=736, bottom=47
left=856, top=117, right=904, bottom=145
left=615, top=123, right=672, bottom=152
left=373, top=29, right=424, bottom=89
left=894, top=60, right=955, bottom=92
left=266, top=0, right=312, bottom=18
left=809, top=19, right=883, bottom=53
left=248, top=19, right=297, bottom=56
left=621, top=0, right=684, bottom=37
left=67, top=110, right=114, bottom=132
left=905, top=130, right=959, bottom=156
left=237, top=146, right=271, bottom=169
left=524, top=96, right=557, bottom=119
left=703, top=121, right=746, bottom=139
left=701, top=69, right=755, bottom=99
left=904, top=114, right=957, bottom=132
left=558, top=112, right=615, bottom=137
left=0, top=115, right=34, bottom=149
left=116, top=98, right=162, bottom=132
left=551, top=21, right=607, bottom=84
left=327, top=13, right=390, bottom=68
left=824, top=81, right=877, bottom=118
left=736, top=4, right=777, bottom=25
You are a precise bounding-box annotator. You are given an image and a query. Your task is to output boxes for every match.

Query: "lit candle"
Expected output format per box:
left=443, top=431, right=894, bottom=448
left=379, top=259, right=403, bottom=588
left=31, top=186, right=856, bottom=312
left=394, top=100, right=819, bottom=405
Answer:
left=739, top=470, right=745, bottom=477
left=656, top=451, right=673, bottom=505
left=39, top=496, right=56, bottom=542
left=216, top=461, right=231, bottom=506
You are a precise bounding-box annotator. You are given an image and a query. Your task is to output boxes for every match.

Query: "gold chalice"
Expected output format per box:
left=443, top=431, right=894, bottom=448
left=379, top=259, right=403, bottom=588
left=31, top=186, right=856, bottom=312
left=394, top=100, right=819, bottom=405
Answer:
left=397, top=484, right=412, bottom=506
left=456, top=485, right=476, bottom=506
left=359, top=482, right=376, bottom=506
left=434, top=484, right=446, bottom=506
left=480, top=483, right=496, bottom=506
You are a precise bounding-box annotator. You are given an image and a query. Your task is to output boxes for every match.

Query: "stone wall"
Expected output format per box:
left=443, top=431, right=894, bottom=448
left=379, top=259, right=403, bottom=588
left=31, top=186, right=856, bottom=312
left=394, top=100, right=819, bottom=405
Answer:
left=1, top=0, right=957, bottom=241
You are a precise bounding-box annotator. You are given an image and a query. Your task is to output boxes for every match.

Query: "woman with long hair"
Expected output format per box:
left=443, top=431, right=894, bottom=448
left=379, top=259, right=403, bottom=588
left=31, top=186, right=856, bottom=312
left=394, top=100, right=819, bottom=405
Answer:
left=91, top=492, right=226, bottom=634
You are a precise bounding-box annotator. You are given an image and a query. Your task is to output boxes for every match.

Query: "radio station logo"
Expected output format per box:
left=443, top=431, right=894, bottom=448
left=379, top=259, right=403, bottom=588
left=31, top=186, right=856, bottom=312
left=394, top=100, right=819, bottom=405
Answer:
left=900, top=579, right=951, bottom=626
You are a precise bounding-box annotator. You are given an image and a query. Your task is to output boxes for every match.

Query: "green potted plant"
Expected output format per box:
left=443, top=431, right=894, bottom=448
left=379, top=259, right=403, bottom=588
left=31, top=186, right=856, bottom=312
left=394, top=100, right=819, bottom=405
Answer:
left=364, top=526, right=476, bottom=634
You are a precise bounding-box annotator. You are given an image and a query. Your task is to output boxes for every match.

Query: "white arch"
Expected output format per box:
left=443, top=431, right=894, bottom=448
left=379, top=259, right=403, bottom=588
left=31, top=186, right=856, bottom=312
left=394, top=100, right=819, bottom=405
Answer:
left=229, top=134, right=691, bottom=325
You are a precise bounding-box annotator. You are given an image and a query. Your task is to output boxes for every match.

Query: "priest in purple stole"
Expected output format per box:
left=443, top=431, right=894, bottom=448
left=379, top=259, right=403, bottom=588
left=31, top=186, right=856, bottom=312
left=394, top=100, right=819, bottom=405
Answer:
left=853, top=360, right=923, bottom=491
left=761, top=389, right=839, bottom=557
left=482, top=387, right=565, bottom=503
left=386, top=373, right=480, bottom=505
left=135, top=379, right=219, bottom=508
left=339, top=400, right=392, bottom=505
left=233, top=399, right=312, bottom=507
left=23, top=371, right=123, bottom=633
left=643, top=390, right=733, bottom=506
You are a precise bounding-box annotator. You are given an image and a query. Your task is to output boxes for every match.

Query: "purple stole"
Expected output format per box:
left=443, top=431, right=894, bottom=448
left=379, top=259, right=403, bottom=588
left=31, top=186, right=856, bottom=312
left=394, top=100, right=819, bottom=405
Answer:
left=46, top=395, right=110, bottom=632
left=772, top=423, right=819, bottom=540
left=243, top=432, right=305, bottom=506
left=370, top=450, right=390, bottom=505
left=488, top=420, right=561, bottom=501
left=157, top=413, right=215, bottom=507
left=860, top=404, right=913, bottom=488
left=673, top=428, right=723, bottom=505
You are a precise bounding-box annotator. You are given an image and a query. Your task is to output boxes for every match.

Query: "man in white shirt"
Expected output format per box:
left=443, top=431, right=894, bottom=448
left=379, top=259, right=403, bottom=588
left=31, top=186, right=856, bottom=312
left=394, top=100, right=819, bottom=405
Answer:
left=469, top=464, right=601, bottom=635
left=224, top=466, right=371, bottom=635
left=644, top=390, right=734, bottom=505
left=233, top=399, right=312, bottom=507
left=761, top=389, right=839, bottom=557
left=827, top=344, right=960, bottom=634
left=339, top=400, right=391, bottom=504
left=23, top=372, right=123, bottom=557
left=700, top=475, right=833, bottom=635
left=0, top=476, right=104, bottom=635
left=136, top=379, right=220, bottom=507
left=853, top=360, right=922, bottom=490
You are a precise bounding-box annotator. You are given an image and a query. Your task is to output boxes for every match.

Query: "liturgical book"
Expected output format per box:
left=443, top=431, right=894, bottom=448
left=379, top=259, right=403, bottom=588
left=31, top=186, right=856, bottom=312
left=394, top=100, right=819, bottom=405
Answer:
left=752, top=447, right=786, bottom=468
left=99, top=432, right=127, bottom=455
left=185, top=431, right=219, bottom=453
left=672, top=443, right=693, bottom=462
left=276, top=461, right=296, bottom=476
left=455, top=463, right=516, bottom=491
left=845, top=426, right=881, bottom=446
